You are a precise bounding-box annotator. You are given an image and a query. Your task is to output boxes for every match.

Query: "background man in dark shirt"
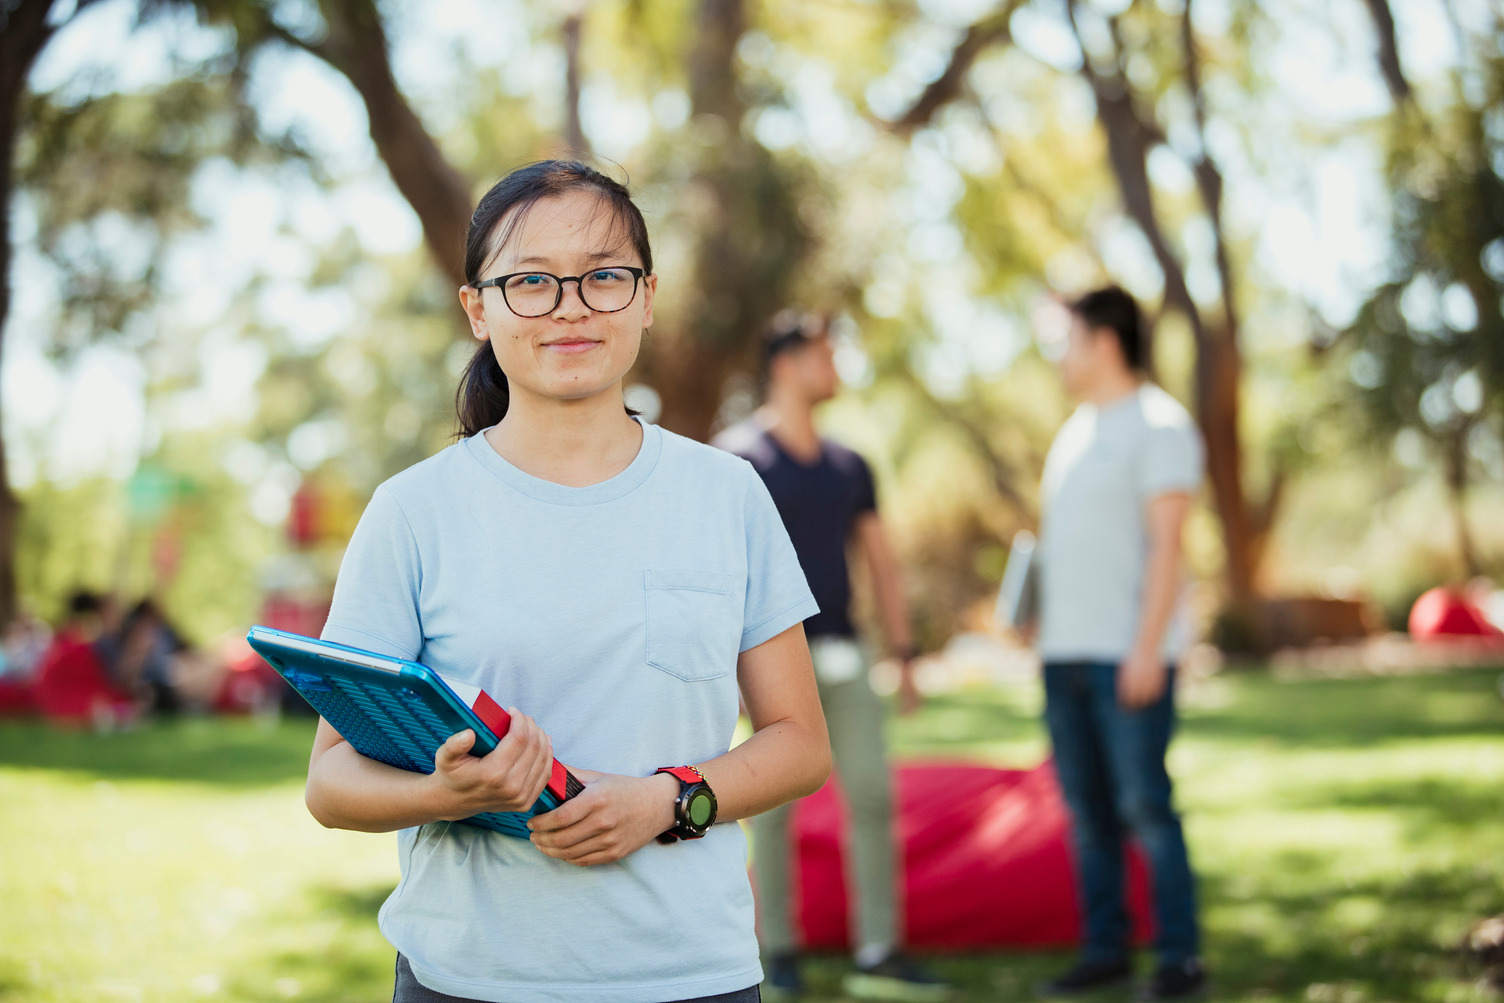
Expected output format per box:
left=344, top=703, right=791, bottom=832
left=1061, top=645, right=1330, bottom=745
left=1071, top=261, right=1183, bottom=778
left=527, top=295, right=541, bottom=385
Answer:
left=716, top=312, right=945, bottom=1001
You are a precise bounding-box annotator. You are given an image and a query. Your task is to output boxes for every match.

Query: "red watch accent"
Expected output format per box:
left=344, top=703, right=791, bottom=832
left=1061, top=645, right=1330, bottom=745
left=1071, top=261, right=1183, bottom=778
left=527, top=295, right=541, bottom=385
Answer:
left=658, top=765, right=706, bottom=786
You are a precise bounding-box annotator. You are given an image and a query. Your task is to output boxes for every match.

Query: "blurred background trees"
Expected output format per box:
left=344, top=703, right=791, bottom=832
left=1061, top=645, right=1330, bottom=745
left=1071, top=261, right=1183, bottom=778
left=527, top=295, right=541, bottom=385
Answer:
left=2, top=0, right=1500, bottom=648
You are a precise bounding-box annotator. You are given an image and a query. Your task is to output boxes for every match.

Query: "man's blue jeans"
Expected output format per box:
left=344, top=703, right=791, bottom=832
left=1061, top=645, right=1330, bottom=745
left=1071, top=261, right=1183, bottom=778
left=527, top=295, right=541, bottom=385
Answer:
left=1043, top=660, right=1200, bottom=968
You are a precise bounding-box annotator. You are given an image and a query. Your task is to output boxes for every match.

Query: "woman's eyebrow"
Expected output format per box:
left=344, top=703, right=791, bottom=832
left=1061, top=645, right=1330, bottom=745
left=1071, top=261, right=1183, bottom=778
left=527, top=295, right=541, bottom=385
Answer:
left=513, top=250, right=626, bottom=267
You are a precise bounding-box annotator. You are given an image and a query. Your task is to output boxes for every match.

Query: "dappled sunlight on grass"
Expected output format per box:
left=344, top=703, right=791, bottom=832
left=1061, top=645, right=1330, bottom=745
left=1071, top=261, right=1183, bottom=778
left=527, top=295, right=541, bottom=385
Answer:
left=1, top=665, right=1500, bottom=1001
left=0, top=721, right=397, bottom=1002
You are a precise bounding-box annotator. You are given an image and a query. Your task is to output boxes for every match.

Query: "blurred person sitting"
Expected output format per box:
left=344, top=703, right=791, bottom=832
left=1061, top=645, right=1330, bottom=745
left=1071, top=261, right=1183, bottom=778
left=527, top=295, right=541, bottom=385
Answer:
left=0, top=607, right=51, bottom=715
left=33, top=590, right=138, bottom=729
left=103, top=599, right=191, bottom=715
left=0, top=606, right=52, bottom=680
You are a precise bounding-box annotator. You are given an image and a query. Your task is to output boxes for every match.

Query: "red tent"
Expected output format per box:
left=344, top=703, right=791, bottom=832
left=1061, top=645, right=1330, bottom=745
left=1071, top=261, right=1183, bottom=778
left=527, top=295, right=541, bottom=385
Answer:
left=782, top=761, right=1154, bottom=950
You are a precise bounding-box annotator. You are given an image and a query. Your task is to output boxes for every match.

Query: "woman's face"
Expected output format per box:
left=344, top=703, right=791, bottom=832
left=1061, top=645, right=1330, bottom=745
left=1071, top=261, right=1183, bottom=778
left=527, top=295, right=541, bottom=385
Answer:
left=459, top=189, right=655, bottom=410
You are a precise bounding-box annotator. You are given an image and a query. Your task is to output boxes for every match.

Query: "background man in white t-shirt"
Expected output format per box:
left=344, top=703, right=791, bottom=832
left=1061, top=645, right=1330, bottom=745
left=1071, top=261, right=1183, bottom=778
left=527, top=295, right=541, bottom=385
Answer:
left=1033, top=286, right=1207, bottom=1001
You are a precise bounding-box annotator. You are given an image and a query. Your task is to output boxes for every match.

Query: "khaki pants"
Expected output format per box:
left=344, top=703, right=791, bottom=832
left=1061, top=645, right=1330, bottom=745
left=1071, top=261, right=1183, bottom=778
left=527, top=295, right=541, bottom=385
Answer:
left=750, top=640, right=898, bottom=955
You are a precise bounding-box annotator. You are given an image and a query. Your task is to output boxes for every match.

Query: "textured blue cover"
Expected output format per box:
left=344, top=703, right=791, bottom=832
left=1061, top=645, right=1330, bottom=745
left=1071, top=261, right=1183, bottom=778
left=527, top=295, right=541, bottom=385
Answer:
left=246, top=625, right=564, bottom=837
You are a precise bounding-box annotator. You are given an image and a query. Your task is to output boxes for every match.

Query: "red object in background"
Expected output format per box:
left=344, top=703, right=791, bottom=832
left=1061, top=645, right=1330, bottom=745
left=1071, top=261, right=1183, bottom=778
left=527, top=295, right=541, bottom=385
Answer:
left=0, top=678, right=33, bottom=715
left=259, top=595, right=330, bottom=640
left=787, top=761, right=1154, bottom=950
left=32, top=631, right=134, bottom=726
left=287, top=481, right=320, bottom=548
left=216, top=594, right=333, bottom=713
left=213, top=646, right=282, bottom=713
left=1408, top=587, right=1504, bottom=641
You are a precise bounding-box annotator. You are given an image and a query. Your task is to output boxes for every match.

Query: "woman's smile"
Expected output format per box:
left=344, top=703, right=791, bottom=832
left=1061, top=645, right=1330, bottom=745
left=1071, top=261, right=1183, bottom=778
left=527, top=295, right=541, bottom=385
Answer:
left=541, top=336, right=603, bottom=355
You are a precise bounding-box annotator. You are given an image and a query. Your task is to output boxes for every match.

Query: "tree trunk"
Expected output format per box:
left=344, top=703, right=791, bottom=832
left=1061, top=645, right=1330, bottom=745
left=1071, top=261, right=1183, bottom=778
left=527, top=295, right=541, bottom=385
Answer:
left=688, top=0, right=744, bottom=121
left=649, top=341, right=736, bottom=443
left=0, top=0, right=63, bottom=626
left=1445, top=425, right=1482, bottom=578
left=649, top=0, right=751, bottom=442
left=1195, top=327, right=1257, bottom=600
left=561, top=12, right=589, bottom=157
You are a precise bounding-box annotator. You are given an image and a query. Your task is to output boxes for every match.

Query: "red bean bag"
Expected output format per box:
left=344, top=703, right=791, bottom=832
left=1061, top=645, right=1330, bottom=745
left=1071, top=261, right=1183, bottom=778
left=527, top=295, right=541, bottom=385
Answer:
left=1408, top=586, right=1504, bottom=641
left=787, top=761, right=1154, bottom=950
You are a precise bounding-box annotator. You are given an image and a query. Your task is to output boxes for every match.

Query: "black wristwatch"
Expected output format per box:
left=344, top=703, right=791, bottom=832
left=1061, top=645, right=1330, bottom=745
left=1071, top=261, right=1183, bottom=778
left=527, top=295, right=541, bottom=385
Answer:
left=654, top=765, right=718, bottom=844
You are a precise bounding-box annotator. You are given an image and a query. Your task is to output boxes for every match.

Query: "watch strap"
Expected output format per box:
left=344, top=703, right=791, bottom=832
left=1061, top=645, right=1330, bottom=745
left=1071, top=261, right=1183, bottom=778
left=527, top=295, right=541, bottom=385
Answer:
left=655, top=765, right=713, bottom=844
left=657, top=765, right=706, bottom=786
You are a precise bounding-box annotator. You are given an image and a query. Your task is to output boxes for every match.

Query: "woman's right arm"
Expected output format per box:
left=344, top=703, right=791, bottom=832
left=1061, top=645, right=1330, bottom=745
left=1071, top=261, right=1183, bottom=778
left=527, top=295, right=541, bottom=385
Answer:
left=305, top=713, right=558, bottom=833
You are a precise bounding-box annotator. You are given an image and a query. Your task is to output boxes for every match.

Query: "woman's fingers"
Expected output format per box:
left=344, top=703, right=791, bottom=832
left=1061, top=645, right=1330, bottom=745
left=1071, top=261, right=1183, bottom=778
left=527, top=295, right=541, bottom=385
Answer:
left=435, top=729, right=476, bottom=771
left=534, top=828, right=625, bottom=864
left=437, top=713, right=561, bottom=812
left=528, top=775, right=668, bottom=866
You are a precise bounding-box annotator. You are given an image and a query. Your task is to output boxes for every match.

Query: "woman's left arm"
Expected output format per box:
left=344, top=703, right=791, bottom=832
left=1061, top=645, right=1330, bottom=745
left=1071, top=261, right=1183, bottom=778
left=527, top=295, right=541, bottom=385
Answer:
left=528, top=624, right=830, bottom=866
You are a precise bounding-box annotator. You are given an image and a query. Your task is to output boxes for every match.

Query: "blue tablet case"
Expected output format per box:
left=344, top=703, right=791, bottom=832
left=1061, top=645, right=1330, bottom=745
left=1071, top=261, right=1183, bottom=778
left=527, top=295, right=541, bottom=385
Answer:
left=246, top=625, right=581, bottom=837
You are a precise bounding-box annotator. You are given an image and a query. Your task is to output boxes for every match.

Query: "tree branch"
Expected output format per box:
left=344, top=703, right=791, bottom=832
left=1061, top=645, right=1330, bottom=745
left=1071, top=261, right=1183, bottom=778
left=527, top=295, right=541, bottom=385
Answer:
left=896, top=369, right=1035, bottom=519
left=1181, top=0, right=1237, bottom=338
left=313, top=1, right=473, bottom=284
left=966, top=91, right=1111, bottom=274
left=1065, top=0, right=1199, bottom=350
left=1360, top=0, right=1411, bottom=105
left=888, top=0, right=1026, bottom=136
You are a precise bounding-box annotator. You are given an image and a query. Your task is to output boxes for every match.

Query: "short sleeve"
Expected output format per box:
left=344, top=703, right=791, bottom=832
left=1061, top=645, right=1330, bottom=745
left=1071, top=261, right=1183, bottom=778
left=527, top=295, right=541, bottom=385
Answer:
left=851, top=452, right=877, bottom=515
left=1138, top=421, right=1204, bottom=499
left=320, top=485, right=423, bottom=660
left=738, top=465, right=820, bottom=652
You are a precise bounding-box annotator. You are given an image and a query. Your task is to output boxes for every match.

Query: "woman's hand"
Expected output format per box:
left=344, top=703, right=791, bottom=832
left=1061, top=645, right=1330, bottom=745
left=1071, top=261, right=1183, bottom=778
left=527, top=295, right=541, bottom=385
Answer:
left=527, top=769, right=678, bottom=867
left=430, top=711, right=555, bottom=818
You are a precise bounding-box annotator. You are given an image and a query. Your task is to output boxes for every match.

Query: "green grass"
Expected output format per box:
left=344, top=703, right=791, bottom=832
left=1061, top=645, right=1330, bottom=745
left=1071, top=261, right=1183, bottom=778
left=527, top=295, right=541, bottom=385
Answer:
left=1, top=667, right=1501, bottom=1002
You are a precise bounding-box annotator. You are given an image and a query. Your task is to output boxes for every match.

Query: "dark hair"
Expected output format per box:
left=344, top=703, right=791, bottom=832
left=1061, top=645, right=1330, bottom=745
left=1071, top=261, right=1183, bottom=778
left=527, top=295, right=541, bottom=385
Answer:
left=759, top=309, right=828, bottom=388
left=1068, top=285, right=1145, bottom=371
left=456, top=161, right=653, bottom=437
left=66, top=590, right=103, bottom=618
left=122, top=598, right=184, bottom=651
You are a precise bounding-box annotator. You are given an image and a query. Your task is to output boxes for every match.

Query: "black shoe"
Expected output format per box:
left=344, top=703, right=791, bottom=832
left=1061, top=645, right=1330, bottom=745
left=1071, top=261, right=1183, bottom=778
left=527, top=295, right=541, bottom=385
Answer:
left=762, top=951, right=803, bottom=999
left=1137, top=959, right=1207, bottom=1000
left=842, top=951, right=951, bottom=1001
left=1036, top=957, right=1133, bottom=997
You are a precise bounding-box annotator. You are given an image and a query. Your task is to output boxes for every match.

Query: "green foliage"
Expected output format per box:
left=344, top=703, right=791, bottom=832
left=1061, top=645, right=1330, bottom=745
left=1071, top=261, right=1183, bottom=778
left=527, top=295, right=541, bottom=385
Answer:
left=1342, top=84, right=1504, bottom=447
left=9, top=0, right=1504, bottom=646
left=14, top=433, right=280, bottom=643
left=16, top=71, right=309, bottom=358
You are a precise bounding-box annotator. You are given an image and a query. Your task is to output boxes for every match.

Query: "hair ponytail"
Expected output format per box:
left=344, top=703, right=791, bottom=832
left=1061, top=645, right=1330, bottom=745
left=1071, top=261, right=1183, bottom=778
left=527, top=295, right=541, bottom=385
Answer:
left=456, top=342, right=510, bottom=437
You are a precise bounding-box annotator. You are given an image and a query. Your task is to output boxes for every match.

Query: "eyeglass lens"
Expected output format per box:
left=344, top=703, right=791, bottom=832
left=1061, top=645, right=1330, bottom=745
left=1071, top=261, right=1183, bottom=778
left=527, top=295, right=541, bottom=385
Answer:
left=503, top=269, right=639, bottom=317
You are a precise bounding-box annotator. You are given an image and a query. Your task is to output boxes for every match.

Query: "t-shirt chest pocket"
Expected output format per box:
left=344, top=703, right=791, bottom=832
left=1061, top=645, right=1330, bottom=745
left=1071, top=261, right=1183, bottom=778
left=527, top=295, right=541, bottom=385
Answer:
left=643, top=569, right=742, bottom=682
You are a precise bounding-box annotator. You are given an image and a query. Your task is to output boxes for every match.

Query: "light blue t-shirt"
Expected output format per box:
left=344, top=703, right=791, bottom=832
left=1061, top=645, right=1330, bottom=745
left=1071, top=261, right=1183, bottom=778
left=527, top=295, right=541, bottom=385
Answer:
left=1037, top=383, right=1204, bottom=662
left=321, top=419, right=818, bottom=1003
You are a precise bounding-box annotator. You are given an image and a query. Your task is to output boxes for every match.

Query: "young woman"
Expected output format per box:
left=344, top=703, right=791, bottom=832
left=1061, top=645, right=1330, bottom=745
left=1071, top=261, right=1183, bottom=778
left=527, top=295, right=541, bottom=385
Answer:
left=305, top=161, right=831, bottom=1003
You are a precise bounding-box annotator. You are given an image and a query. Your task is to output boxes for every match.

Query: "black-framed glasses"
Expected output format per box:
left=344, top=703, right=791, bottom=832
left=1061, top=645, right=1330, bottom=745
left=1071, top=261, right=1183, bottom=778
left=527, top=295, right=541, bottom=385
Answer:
left=471, top=266, right=646, bottom=318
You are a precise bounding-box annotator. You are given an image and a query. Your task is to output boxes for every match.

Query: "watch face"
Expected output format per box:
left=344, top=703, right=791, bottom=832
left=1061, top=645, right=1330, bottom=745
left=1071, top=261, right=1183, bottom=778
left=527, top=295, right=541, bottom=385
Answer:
left=687, top=790, right=715, bottom=829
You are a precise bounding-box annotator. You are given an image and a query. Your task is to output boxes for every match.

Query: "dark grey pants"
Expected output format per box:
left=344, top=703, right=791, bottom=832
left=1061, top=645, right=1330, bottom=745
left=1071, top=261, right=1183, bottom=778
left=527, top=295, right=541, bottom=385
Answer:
left=393, top=954, right=761, bottom=1003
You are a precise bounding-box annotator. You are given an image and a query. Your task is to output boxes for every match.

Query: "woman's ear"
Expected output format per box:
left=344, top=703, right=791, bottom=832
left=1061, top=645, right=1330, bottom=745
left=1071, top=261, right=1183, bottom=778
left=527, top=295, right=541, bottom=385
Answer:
left=640, top=273, right=657, bottom=331
left=458, top=285, right=489, bottom=341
